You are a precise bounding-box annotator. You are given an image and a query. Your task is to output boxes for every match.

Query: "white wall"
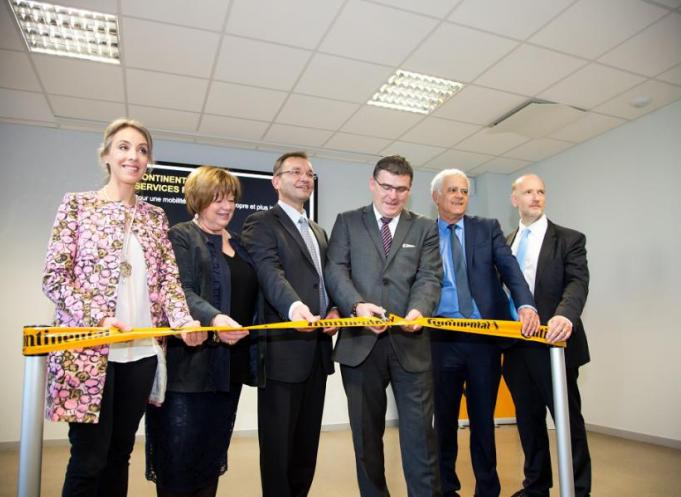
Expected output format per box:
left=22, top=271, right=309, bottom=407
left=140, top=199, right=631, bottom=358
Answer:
left=0, top=122, right=437, bottom=443
left=478, top=99, right=681, bottom=442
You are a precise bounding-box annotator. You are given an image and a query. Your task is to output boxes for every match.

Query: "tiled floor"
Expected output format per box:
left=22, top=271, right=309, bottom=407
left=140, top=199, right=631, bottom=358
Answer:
left=2, top=426, right=680, bottom=496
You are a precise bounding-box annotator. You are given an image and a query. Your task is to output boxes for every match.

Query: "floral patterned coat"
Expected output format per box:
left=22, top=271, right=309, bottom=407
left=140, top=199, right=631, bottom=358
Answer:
left=42, top=191, right=192, bottom=423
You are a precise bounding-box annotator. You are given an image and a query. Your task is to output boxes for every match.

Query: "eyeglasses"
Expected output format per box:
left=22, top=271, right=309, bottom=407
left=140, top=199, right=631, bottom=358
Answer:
left=277, top=169, right=318, bottom=180
left=374, top=178, right=411, bottom=194
left=445, top=186, right=469, bottom=195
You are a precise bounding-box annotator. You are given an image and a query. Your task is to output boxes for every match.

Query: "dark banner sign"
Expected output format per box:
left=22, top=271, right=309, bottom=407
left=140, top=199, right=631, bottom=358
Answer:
left=135, top=161, right=317, bottom=233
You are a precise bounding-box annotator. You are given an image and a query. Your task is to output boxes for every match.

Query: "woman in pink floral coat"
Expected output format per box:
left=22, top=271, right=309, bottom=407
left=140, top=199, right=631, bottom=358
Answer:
left=42, top=118, right=201, bottom=497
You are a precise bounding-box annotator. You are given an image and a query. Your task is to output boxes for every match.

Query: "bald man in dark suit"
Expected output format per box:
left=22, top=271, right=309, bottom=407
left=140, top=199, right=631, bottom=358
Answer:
left=504, top=174, right=591, bottom=497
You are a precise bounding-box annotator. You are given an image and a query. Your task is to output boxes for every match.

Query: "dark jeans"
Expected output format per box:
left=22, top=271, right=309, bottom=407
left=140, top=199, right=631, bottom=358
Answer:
left=62, top=355, right=157, bottom=497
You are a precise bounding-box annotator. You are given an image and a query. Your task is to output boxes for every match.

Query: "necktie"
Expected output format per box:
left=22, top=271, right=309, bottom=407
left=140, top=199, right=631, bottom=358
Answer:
left=298, top=217, right=328, bottom=313
left=380, top=217, right=392, bottom=256
left=449, top=224, right=473, bottom=318
left=509, top=228, right=530, bottom=320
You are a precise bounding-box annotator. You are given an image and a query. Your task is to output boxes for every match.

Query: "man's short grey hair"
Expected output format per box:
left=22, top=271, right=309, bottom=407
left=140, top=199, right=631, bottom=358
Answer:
left=430, top=168, right=470, bottom=195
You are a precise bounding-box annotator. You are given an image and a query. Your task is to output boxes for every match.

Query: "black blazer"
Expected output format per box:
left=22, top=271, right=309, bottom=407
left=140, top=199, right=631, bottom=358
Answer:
left=241, top=204, right=334, bottom=383
left=166, top=221, right=262, bottom=391
left=507, top=219, right=590, bottom=368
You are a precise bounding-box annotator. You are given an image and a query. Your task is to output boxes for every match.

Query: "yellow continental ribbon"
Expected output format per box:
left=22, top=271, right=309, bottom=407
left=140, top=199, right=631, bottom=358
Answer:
left=22, top=315, right=563, bottom=356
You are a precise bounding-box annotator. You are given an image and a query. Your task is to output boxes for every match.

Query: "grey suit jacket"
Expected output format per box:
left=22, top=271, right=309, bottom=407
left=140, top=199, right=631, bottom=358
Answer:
left=324, top=204, right=443, bottom=373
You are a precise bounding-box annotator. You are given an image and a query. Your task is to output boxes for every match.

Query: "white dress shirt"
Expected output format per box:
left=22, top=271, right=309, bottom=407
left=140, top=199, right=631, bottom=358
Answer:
left=511, top=214, right=548, bottom=296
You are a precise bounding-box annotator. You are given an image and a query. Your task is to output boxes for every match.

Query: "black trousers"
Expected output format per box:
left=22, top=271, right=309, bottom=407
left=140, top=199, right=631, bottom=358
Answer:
left=62, top=355, right=157, bottom=497
left=431, top=336, right=502, bottom=497
left=503, top=344, right=591, bottom=497
left=258, top=353, right=327, bottom=497
left=341, top=335, right=441, bottom=497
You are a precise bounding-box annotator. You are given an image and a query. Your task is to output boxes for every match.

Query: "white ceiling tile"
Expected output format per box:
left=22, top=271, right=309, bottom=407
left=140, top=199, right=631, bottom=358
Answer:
left=320, top=0, right=437, bottom=65
left=121, top=0, right=229, bottom=31
left=594, top=79, right=681, bottom=118
left=214, top=36, right=311, bottom=91
left=276, top=94, right=359, bottom=129
left=128, top=105, right=200, bottom=133
left=449, top=0, right=574, bottom=40
left=599, top=13, right=681, bottom=77
left=324, top=132, right=392, bottom=154
left=121, top=17, right=220, bottom=78
left=0, top=50, right=41, bottom=91
left=539, top=63, right=645, bottom=109
left=530, top=0, right=667, bottom=58
left=295, top=54, right=394, bottom=103
left=549, top=112, right=625, bottom=142
left=657, top=63, right=681, bottom=85
left=399, top=117, right=480, bottom=147
left=33, top=55, right=124, bottom=101
left=264, top=123, right=334, bottom=147
left=0, top=88, right=53, bottom=122
left=424, top=148, right=494, bottom=170
left=476, top=45, right=586, bottom=96
left=204, top=81, right=287, bottom=121
left=505, top=137, right=574, bottom=161
left=127, top=69, right=208, bottom=112
left=470, top=156, right=530, bottom=174
left=0, top=2, right=26, bottom=50
left=59, top=0, right=117, bottom=12
left=341, top=106, right=423, bottom=139
left=198, top=115, right=268, bottom=141
left=434, top=85, right=527, bottom=124
left=49, top=95, right=125, bottom=122
left=380, top=141, right=446, bottom=166
left=403, top=23, right=517, bottom=82
left=370, top=0, right=462, bottom=18
left=456, top=128, right=530, bottom=154
left=226, top=0, right=344, bottom=49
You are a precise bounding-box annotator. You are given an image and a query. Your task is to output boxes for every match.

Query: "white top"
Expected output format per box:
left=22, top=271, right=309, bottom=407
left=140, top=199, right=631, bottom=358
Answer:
left=372, top=204, right=400, bottom=237
left=108, top=233, right=156, bottom=363
left=511, top=214, right=548, bottom=295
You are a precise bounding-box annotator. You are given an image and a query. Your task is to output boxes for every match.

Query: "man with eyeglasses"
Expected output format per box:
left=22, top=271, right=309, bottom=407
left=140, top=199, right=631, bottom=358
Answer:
left=325, top=155, right=444, bottom=497
left=429, top=168, right=539, bottom=497
left=241, top=151, right=339, bottom=497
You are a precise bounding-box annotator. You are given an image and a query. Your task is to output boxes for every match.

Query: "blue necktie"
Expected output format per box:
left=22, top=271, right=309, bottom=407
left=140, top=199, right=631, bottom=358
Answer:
left=450, top=224, right=473, bottom=318
left=509, top=228, right=530, bottom=320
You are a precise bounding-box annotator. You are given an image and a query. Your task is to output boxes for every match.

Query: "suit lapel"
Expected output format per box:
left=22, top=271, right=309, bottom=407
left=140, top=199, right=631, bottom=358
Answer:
left=361, top=205, right=387, bottom=260
left=536, top=219, right=556, bottom=281
left=272, top=205, right=317, bottom=271
left=507, top=227, right=518, bottom=246
left=463, top=215, right=475, bottom=270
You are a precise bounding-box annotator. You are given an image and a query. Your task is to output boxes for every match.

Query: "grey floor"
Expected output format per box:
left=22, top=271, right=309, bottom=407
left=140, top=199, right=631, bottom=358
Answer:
left=2, top=426, right=680, bottom=496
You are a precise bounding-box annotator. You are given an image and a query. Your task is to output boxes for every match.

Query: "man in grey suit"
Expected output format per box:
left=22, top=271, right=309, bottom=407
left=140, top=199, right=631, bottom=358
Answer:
left=325, top=155, right=443, bottom=497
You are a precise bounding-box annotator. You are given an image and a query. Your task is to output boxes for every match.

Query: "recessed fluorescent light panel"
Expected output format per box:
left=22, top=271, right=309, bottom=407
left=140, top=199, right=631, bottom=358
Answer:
left=8, top=0, right=120, bottom=64
left=367, top=69, right=463, bottom=115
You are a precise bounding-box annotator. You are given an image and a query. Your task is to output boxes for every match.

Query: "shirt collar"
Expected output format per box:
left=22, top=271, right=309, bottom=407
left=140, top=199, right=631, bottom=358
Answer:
left=518, top=213, right=547, bottom=233
left=437, top=216, right=465, bottom=233
left=372, top=204, right=401, bottom=225
left=278, top=200, right=308, bottom=225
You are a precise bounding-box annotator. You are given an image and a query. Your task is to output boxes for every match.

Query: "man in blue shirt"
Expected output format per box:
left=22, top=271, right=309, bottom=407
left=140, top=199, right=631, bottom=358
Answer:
left=429, top=169, right=539, bottom=497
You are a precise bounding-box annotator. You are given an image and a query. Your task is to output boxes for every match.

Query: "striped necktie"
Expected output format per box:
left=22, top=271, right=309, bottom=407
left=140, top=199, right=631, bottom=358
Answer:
left=380, top=217, right=392, bottom=256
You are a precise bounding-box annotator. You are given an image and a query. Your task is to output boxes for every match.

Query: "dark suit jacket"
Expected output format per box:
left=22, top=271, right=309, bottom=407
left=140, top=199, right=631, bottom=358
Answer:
left=507, top=219, right=590, bottom=368
left=241, top=204, right=334, bottom=383
left=167, top=220, right=262, bottom=390
left=324, top=205, right=443, bottom=373
left=463, top=215, right=535, bottom=321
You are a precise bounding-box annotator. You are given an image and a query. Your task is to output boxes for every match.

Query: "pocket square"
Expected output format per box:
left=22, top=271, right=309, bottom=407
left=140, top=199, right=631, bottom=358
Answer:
left=402, top=243, right=416, bottom=248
